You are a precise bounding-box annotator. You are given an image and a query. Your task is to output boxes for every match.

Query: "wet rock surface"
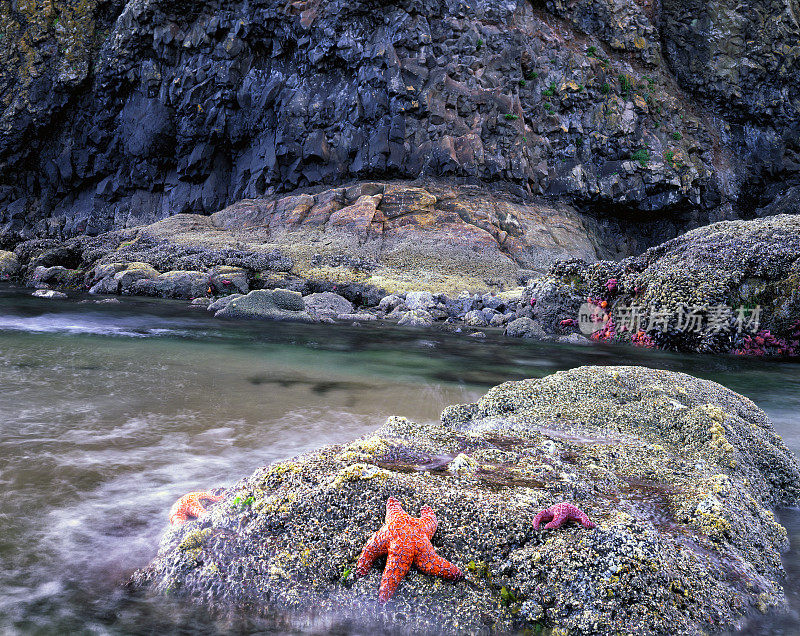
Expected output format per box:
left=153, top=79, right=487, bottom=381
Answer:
left=133, top=366, right=800, bottom=634
left=302, top=292, right=354, bottom=319
left=214, top=288, right=313, bottom=322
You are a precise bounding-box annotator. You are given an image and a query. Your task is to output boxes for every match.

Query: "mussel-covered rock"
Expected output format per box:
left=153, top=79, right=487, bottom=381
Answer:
left=134, top=366, right=800, bottom=634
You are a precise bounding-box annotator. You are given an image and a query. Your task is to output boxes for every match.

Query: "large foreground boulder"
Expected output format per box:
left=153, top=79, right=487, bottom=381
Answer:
left=133, top=366, right=800, bottom=634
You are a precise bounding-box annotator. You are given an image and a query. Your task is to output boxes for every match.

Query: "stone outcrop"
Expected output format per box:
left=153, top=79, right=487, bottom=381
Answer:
left=6, top=181, right=611, bottom=295
left=214, top=288, right=313, bottom=322
left=133, top=366, right=800, bottom=634
left=532, top=214, right=800, bottom=354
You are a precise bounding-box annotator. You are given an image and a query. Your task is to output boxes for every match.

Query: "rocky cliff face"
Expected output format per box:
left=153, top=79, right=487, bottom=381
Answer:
left=0, top=0, right=797, bottom=244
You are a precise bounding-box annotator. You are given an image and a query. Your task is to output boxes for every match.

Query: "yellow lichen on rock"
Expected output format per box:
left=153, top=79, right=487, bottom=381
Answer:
left=178, top=527, right=211, bottom=552
left=702, top=404, right=735, bottom=454
left=338, top=435, right=396, bottom=462
left=331, top=462, right=392, bottom=488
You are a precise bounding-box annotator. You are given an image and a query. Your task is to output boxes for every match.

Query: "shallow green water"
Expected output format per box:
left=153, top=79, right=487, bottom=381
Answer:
left=1, top=284, right=799, bottom=634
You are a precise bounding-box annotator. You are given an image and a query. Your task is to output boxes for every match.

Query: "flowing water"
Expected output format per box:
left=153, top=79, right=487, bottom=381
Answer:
left=1, top=284, right=799, bottom=635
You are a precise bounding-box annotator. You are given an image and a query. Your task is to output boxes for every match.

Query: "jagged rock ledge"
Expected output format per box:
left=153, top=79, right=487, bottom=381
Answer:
left=0, top=180, right=609, bottom=296
left=132, top=366, right=800, bottom=635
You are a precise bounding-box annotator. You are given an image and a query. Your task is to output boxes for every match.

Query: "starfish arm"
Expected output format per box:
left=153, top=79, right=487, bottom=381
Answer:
left=418, top=505, right=437, bottom=539
left=543, top=518, right=562, bottom=529
left=385, top=497, right=405, bottom=525
left=200, top=492, right=224, bottom=504
left=544, top=505, right=569, bottom=529
left=533, top=509, right=551, bottom=530
left=378, top=544, right=414, bottom=603
left=186, top=499, right=210, bottom=518
left=575, top=510, right=597, bottom=529
left=414, top=545, right=463, bottom=581
left=169, top=510, right=188, bottom=525
left=355, top=529, right=390, bottom=578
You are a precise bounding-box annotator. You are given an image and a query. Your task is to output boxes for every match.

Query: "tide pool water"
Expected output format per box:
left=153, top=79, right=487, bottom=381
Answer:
left=1, top=285, right=798, bottom=634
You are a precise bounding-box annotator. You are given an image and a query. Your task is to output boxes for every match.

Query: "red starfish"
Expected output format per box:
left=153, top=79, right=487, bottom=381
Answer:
left=169, top=490, right=224, bottom=525
left=533, top=502, right=596, bottom=530
left=355, top=497, right=463, bottom=602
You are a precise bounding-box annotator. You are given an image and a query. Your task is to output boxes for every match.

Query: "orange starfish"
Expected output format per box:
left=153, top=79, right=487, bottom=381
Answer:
left=169, top=490, right=224, bottom=525
left=355, top=497, right=463, bottom=602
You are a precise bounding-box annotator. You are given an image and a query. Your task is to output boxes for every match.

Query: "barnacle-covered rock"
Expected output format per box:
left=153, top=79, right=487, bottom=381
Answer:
left=133, top=366, right=800, bottom=634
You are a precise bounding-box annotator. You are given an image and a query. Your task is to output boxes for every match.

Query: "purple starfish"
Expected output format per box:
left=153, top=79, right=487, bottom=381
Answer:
left=533, top=502, right=596, bottom=530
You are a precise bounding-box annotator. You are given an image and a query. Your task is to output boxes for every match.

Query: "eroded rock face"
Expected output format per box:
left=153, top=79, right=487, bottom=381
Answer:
left=1, top=0, right=797, bottom=241
left=7, top=181, right=611, bottom=295
left=133, top=366, right=800, bottom=634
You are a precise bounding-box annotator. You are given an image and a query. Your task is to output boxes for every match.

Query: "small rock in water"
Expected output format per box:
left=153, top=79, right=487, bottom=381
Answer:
left=190, top=297, right=212, bottom=306
left=32, top=289, right=67, bottom=299
left=505, top=317, right=546, bottom=339
left=404, top=291, right=436, bottom=311
left=557, top=333, right=590, bottom=346
left=464, top=310, right=488, bottom=327
left=468, top=331, right=486, bottom=338
left=215, top=289, right=314, bottom=323
left=304, top=292, right=353, bottom=318
left=337, top=312, right=376, bottom=321
left=398, top=309, right=434, bottom=327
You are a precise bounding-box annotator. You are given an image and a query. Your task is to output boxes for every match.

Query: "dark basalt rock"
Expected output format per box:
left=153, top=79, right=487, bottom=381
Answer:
left=0, top=0, right=797, bottom=244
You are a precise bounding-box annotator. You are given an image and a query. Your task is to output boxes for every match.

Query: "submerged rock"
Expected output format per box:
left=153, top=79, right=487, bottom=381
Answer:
left=214, top=289, right=313, bottom=323
left=32, top=289, right=67, bottom=299
left=134, top=366, right=800, bottom=634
